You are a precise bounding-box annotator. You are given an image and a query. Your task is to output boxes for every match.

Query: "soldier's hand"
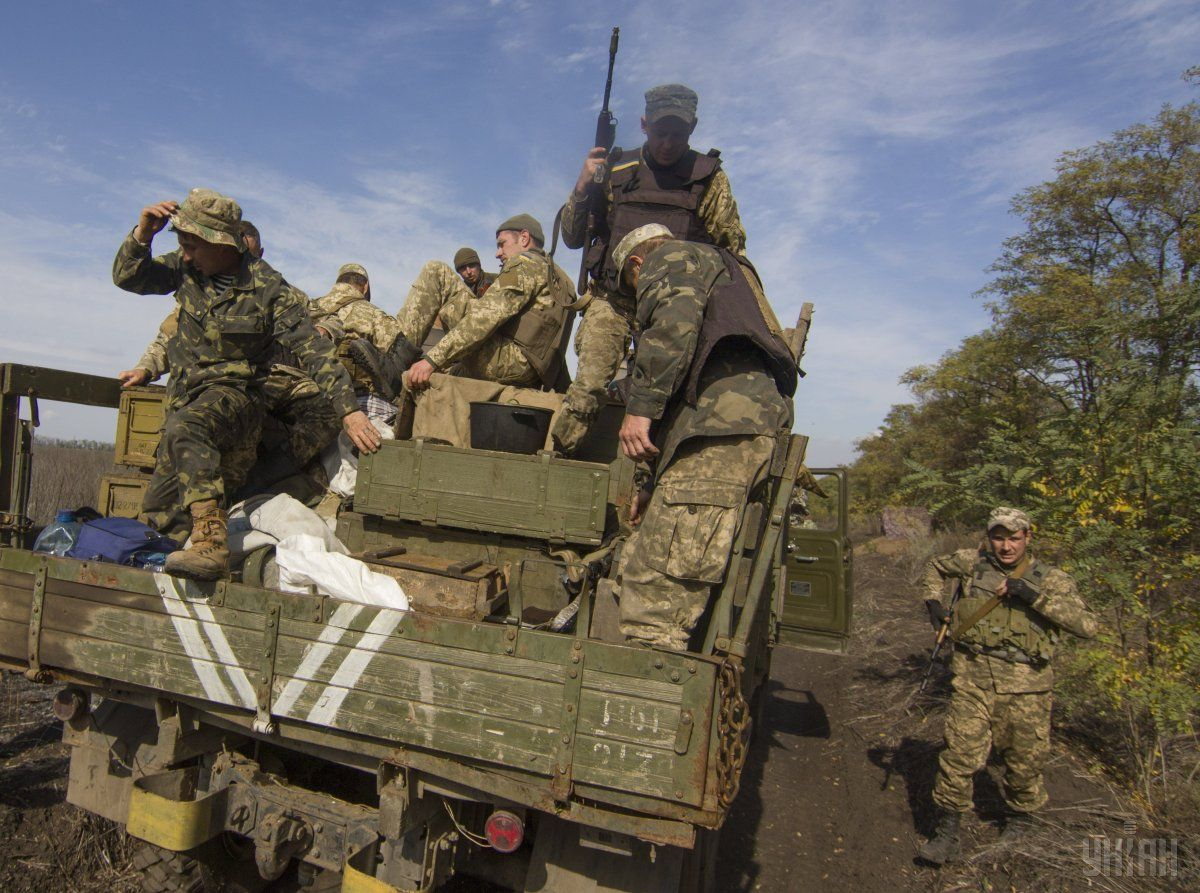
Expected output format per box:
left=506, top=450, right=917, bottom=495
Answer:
left=1003, top=577, right=1038, bottom=605
left=925, top=598, right=949, bottom=630
left=406, top=359, right=435, bottom=391
left=618, top=414, right=659, bottom=462
left=134, top=200, right=179, bottom=244
left=574, top=147, right=608, bottom=197
left=117, top=368, right=151, bottom=388
left=343, top=410, right=382, bottom=454
left=628, top=487, right=652, bottom=527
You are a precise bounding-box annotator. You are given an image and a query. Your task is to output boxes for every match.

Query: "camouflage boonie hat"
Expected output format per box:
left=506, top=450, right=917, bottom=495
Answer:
left=496, top=213, right=545, bottom=247
left=612, top=223, right=672, bottom=276
left=644, top=84, right=698, bottom=125
left=987, top=506, right=1031, bottom=533
left=170, top=188, right=243, bottom=250
left=454, top=247, right=481, bottom=269
left=337, top=263, right=369, bottom=280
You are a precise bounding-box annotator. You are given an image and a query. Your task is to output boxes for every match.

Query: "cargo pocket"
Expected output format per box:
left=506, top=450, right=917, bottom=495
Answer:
left=644, top=481, right=745, bottom=583
left=208, top=314, right=268, bottom=360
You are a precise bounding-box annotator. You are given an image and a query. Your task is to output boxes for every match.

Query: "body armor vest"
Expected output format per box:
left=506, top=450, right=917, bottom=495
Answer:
left=496, top=252, right=575, bottom=389
left=952, top=551, right=1057, bottom=661
left=682, top=249, right=799, bottom=406
left=586, top=146, right=723, bottom=293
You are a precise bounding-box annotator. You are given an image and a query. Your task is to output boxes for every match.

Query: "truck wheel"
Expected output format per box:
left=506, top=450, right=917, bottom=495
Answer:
left=133, top=838, right=270, bottom=893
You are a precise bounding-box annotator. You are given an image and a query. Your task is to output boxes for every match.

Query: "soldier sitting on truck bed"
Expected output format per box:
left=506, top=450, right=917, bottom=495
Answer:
left=112, top=188, right=380, bottom=580
left=453, top=246, right=496, bottom=297
left=608, top=223, right=797, bottom=650
left=366, top=214, right=576, bottom=396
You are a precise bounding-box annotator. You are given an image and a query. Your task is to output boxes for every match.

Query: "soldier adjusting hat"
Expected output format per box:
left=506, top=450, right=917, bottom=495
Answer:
left=612, top=223, right=673, bottom=276
left=170, top=188, right=244, bottom=251
left=337, top=263, right=369, bottom=280
left=454, top=247, right=481, bottom=269
left=645, top=84, right=698, bottom=125
left=496, top=213, right=545, bottom=247
left=987, top=506, right=1031, bottom=533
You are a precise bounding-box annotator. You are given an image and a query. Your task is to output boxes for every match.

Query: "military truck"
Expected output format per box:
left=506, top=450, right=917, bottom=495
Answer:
left=0, top=362, right=851, bottom=892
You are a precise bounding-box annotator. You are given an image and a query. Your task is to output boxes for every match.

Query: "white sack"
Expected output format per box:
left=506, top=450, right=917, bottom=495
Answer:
left=226, top=493, right=349, bottom=562
left=276, top=533, right=409, bottom=612
left=322, top=422, right=394, bottom=498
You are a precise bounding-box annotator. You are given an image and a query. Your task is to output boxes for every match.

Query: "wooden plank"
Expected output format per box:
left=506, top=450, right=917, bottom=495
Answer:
left=40, top=630, right=257, bottom=712
left=44, top=578, right=265, bottom=634
left=273, top=635, right=560, bottom=724
left=0, top=617, right=28, bottom=662
left=41, top=597, right=263, bottom=664
left=576, top=689, right=680, bottom=749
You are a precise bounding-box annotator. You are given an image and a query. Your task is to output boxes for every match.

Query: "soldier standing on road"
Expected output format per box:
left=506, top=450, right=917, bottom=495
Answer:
left=917, top=507, right=1098, bottom=865
left=453, top=247, right=496, bottom=298
left=608, top=224, right=796, bottom=650
left=551, top=83, right=747, bottom=454
left=388, top=214, right=575, bottom=392
left=112, top=189, right=379, bottom=580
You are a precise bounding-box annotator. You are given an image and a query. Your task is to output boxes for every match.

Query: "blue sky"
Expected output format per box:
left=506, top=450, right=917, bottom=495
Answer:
left=1, top=1, right=1197, bottom=464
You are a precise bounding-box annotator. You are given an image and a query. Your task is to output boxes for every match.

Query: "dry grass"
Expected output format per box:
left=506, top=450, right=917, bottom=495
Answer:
left=27, top=440, right=114, bottom=529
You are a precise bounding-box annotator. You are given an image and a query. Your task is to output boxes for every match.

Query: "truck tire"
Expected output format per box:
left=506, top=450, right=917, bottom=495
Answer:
left=133, top=838, right=270, bottom=893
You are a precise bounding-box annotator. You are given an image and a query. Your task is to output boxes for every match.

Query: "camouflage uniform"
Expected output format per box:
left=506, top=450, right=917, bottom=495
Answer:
left=467, top=270, right=496, bottom=298
left=395, top=254, right=568, bottom=387
left=919, top=542, right=1098, bottom=814
left=113, top=231, right=357, bottom=524
left=617, top=241, right=793, bottom=649
left=555, top=145, right=747, bottom=451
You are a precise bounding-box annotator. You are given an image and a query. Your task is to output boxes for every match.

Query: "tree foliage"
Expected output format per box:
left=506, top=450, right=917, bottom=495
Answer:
left=854, top=96, right=1200, bottom=808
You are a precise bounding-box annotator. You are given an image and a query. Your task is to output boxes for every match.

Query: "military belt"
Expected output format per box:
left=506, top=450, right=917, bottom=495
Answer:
left=955, top=642, right=1046, bottom=667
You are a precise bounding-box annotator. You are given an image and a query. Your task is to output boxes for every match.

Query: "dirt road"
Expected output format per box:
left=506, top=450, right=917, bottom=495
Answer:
left=0, top=541, right=1188, bottom=892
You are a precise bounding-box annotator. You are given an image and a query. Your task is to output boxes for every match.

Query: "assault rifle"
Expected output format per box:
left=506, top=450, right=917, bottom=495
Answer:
left=918, top=582, right=963, bottom=693
left=576, top=26, right=620, bottom=294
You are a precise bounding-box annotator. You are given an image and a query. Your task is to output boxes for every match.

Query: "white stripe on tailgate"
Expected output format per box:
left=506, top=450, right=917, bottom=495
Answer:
left=305, top=608, right=403, bottom=727
left=190, top=601, right=258, bottom=710
left=272, top=602, right=364, bottom=718
left=154, top=573, right=234, bottom=706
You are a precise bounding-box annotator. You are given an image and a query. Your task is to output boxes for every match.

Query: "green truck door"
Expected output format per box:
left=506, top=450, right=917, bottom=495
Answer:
left=778, top=467, right=853, bottom=653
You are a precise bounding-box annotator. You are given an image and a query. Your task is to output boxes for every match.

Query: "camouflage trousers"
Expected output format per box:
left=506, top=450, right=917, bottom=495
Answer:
left=140, top=386, right=262, bottom=538
left=554, top=290, right=634, bottom=453
left=238, top=367, right=340, bottom=498
left=396, top=260, right=538, bottom=386
left=617, top=433, right=776, bottom=650
left=933, top=659, right=1053, bottom=814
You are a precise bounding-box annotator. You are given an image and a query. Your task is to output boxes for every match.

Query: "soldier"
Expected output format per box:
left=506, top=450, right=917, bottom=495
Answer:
left=112, top=188, right=380, bottom=580
left=608, top=224, right=797, bottom=650
left=239, top=220, right=264, bottom=259
left=551, top=83, right=748, bottom=454
left=391, top=214, right=575, bottom=392
left=916, top=508, right=1098, bottom=865
left=453, top=247, right=496, bottom=297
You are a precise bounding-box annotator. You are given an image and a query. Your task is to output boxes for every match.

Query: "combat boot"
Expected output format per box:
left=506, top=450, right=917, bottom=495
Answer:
left=999, top=811, right=1034, bottom=843
left=918, top=809, right=963, bottom=865
left=345, top=335, right=421, bottom=402
left=164, top=500, right=229, bottom=581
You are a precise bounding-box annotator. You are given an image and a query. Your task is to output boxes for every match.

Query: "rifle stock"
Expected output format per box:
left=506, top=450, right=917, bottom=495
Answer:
left=918, top=580, right=963, bottom=694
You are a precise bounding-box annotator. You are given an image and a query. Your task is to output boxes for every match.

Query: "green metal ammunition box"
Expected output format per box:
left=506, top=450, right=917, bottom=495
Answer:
left=98, top=472, right=151, bottom=519
left=354, top=440, right=609, bottom=546
left=114, top=386, right=166, bottom=469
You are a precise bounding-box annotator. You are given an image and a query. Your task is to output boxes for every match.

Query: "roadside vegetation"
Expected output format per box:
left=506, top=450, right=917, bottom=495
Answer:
left=851, top=74, right=1200, bottom=829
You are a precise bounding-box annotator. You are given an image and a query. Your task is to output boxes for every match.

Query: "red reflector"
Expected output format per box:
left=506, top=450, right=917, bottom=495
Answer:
left=484, top=810, right=524, bottom=853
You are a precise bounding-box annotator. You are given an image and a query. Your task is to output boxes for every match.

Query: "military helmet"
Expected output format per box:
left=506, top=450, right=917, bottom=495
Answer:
left=170, top=188, right=244, bottom=250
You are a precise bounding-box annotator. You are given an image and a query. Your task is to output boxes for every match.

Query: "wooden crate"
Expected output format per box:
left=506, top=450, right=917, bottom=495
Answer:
left=114, top=386, right=166, bottom=469
left=98, top=472, right=151, bottom=519
left=354, top=440, right=609, bottom=546
left=361, top=550, right=506, bottom=620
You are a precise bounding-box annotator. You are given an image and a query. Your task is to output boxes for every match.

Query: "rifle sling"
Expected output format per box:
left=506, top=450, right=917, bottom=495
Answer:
left=949, top=555, right=1031, bottom=642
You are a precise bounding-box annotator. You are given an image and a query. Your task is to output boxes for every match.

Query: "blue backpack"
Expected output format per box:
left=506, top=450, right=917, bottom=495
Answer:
left=67, top=517, right=178, bottom=565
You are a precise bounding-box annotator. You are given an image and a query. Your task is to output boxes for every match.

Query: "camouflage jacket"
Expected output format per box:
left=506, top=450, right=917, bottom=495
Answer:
left=630, top=241, right=792, bottom=471
left=113, top=232, right=358, bottom=418
left=425, top=247, right=568, bottom=373
left=469, top=271, right=497, bottom=298
left=560, top=144, right=747, bottom=266
left=920, top=548, right=1098, bottom=693
left=311, top=283, right=401, bottom=351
